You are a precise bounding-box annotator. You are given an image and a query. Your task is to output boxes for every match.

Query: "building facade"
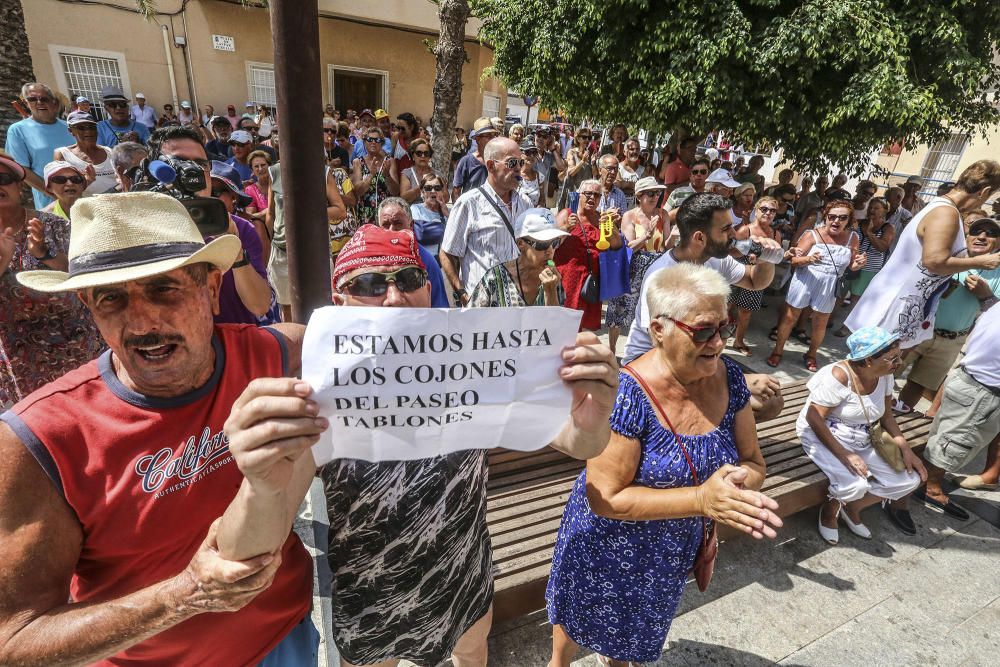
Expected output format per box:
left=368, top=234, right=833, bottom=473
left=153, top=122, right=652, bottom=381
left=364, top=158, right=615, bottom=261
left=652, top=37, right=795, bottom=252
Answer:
left=24, top=0, right=505, bottom=130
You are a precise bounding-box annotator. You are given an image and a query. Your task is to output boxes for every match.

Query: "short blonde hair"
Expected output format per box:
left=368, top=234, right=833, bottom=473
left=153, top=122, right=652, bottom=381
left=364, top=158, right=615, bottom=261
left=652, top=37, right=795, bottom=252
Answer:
left=578, top=179, right=601, bottom=193
left=646, top=264, right=731, bottom=331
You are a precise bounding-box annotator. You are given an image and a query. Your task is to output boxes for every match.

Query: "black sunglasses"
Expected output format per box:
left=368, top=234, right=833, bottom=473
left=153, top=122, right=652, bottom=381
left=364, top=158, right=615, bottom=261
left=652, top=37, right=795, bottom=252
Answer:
left=661, top=316, right=737, bottom=343
left=499, top=158, right=526, bottom=169
left=523, top=237, right=563, bottom=250
left=323, top=128, right=335, bottom=134
left=105, top=101, right=128, bottom=109
left=690, top=169, right=709, bottom=175
left=827, top=213, right=850, bottom=222
left=422, top=184, right=443, bottom=192
left=343, top=266, right=427, bottom=297
left=25, top=96, right=53, bottom=104
left=49, top=174, right=85, bottom=185
left=0, top=173, right=22, bottom=186
left=758, top=206, right=778, bottom=214
left=413, top=150, right=433, bottom=158
left=365, top=136, right=382, bottom=144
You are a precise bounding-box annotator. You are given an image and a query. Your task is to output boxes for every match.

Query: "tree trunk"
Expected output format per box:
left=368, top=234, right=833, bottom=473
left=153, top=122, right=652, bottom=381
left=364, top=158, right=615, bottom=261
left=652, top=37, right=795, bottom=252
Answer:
left=0, top=0, right=35, bottom=148
left=430, top=0, right=470, bottom=181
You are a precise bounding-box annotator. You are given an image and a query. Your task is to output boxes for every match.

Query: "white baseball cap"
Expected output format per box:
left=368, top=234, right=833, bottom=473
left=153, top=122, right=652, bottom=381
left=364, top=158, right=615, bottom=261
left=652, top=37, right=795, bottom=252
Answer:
left=229, top=130, right=254, bottom=144
left=706, top=168, right=741, bottom=188
left=135, top=92, right=146, bottom=99
left=180, top=100, right=191, bottom=109
left=43, top=160, right=85, bottom=188
left=515, top=207, right=569, bottom=242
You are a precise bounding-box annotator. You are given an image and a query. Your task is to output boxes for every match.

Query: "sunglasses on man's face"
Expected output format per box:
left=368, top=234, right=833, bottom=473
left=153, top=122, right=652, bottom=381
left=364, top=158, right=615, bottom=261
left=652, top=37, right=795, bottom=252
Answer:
left=364, top=136, right=382, bottom=144
left=690, top=169, right=709, bottom=175
left=524, top=237, right=563, bottom=251
left=231, top=141, right=251, bottom=148
left=25, top=96, right=53, bottom=104
left=105, top=101, right=128, bottom=109
left=500, top=158, right=525, bottom=169
left=49, top=174, right=85, bottom=185
left=413, top=150, right=433, bottom=158
left=0, top=173, right=22, bottom=186
left=343, top=266, right=428, bottom=297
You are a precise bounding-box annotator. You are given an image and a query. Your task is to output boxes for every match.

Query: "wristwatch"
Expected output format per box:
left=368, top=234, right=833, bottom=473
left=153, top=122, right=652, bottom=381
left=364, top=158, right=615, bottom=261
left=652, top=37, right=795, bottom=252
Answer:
left=232, top=249, right=250, bottom=268
left=38, top=246, right=58, bottom=261
left=453, top=288, right=467, bottom=302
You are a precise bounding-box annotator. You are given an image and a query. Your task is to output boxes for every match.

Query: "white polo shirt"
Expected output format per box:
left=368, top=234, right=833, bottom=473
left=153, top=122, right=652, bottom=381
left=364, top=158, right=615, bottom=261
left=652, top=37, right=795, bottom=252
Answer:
left=961, top=304, right=1000, bottom=388
left=622, top=250, right=747, bottom=363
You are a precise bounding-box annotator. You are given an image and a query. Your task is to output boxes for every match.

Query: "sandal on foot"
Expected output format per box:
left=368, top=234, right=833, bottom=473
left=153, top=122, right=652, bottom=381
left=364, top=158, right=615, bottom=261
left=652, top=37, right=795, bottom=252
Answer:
left=768, top=326, right=779, bottom=341
left=833, top=327, right=850, bottom=337
left=766, top=353, right=782, bottom=368
left=793, top=328, right=811, bottom=344
left=892, top=399, right=914, bottom=415
left=735, top=342, right=753, bottom=356
left=803, top=354, right=818, bottom=372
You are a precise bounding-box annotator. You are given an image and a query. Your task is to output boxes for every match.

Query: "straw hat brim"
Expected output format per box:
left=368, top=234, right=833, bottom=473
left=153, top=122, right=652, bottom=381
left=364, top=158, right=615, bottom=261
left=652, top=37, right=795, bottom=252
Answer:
left=17, top=235, right=242, bottom=293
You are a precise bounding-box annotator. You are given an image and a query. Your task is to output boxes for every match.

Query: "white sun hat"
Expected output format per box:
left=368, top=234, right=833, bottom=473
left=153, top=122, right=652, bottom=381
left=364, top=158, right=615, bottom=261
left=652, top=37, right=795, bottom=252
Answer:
left=17, top=192, right=241, bottom=293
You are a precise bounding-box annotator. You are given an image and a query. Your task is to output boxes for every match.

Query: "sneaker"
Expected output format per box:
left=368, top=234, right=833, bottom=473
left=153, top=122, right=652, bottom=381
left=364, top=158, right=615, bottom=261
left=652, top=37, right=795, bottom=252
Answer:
left=914, top=488, right=971, bottom=521
left=883, top=503, right=917, bottom=536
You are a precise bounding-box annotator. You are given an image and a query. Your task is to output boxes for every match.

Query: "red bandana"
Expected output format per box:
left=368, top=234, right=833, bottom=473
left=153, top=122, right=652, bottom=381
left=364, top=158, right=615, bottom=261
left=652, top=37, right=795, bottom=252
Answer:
left=332, top=224, right=425, bottom=288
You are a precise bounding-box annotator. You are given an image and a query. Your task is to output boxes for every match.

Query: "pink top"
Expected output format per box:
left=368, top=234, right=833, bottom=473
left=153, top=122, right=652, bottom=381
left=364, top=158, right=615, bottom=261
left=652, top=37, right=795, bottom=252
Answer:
left=246, top=182, right=268, bottom=211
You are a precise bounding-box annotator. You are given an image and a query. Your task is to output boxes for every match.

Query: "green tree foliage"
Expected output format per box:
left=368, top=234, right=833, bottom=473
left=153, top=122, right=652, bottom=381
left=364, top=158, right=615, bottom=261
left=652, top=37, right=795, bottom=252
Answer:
left=476, top=0, right=1000, bottom=172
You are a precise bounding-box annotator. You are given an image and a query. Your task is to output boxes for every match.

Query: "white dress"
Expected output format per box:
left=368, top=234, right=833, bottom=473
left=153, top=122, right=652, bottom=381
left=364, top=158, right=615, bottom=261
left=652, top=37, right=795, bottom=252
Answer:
left=786, top=229, right=856, bottom=314
left=617, top=163, right=643, bottom=209
left=845, top=198, right=965, bottom=348
left=54, top=145, right=117, bottom=196
left=796, top=363, right=921, bottom=503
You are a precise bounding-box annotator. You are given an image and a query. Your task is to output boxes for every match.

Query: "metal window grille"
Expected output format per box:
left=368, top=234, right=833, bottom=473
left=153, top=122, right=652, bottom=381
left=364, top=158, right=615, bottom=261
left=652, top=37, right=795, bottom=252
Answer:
left=59, top=53, right=125, bottom=121
left=920, top=133, right=969, bottom=188
left=482, top=94, right=500, bottom=119
left=248, top=64, right=277, bottom=111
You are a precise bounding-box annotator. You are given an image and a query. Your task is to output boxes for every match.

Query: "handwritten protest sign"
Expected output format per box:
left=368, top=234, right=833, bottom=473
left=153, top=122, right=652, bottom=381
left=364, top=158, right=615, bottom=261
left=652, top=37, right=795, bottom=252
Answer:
left=303, top=306, right=583, bottom=463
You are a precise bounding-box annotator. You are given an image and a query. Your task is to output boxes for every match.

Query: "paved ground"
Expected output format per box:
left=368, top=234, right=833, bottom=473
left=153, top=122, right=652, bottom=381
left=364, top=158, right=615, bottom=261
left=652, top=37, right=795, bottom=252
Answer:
left=296, top=289, right=999, bottom=667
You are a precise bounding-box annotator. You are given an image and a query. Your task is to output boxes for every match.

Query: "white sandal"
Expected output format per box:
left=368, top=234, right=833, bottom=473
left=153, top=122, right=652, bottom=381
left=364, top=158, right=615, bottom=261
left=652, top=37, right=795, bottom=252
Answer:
left=818, top=506, right=839, bottom=545
left=839, top=507, right=872, bottom=539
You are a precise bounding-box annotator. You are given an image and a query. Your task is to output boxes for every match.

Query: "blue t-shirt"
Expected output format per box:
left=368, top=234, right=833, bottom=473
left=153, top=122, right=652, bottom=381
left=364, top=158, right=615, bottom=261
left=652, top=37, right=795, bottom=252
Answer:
left=411, top=204, right=447, bottom=248
left=419, top=244, right=449, bottom=307
left=96, top=119, right=150, bottom=148
left=351, top=137, right=393, bottom=161
left=451, top=153, right=488, bottom=193
left=934, top=267, right=1000, bottom=333
left=4, top=117, right=74, bottom=209
left=226, top=157, right=253, bottom=183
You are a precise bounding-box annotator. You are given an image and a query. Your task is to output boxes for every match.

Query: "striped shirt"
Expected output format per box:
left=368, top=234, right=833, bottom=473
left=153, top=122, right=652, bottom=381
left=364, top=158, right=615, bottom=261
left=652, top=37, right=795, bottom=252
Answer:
left=859, top=223, right=889, bottom=272
left=598, top=186, right=628, bottom=213
left=440, top=181, right=530, bottom=292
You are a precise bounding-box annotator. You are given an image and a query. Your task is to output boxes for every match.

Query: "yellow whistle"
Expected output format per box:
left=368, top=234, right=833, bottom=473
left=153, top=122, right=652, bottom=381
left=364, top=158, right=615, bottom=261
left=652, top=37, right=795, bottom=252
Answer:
left=596, top=212, right=613, bottom=250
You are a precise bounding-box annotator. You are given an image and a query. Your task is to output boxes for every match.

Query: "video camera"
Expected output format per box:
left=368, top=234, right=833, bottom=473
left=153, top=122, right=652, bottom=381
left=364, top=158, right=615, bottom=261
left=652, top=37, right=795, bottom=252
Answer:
left=130, top=156, right=230, bottom=236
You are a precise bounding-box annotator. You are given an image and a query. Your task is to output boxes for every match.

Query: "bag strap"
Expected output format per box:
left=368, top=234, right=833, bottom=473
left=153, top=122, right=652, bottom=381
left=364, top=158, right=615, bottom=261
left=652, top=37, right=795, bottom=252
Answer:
left=622, top=365, right=700, bottom=485
left=477, top=186, right=517, bottom=241
left=840, top=362, right=875, bottom=428
left=579, top=217, right=597, bottom=275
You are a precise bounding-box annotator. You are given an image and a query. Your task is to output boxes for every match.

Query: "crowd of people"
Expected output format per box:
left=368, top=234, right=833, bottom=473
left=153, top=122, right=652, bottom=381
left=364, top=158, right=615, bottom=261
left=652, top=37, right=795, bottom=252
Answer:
left=2, top=77, right=1000, bottom=667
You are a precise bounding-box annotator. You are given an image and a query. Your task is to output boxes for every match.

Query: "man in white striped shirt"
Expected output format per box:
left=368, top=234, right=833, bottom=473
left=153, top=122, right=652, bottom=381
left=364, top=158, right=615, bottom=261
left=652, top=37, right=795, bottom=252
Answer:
left=440, top=137, right=532, bottom=305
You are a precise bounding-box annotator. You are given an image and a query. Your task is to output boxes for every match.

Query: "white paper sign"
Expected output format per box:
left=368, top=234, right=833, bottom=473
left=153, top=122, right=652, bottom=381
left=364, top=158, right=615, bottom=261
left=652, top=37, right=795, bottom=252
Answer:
left=302, top=306, right=583, bottom=463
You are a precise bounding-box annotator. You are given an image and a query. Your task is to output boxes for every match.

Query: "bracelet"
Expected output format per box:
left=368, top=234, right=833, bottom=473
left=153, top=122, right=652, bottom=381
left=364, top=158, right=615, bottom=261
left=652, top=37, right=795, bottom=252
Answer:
left=38, top=246, right=58, bottom=261
left=232, top=249, right=250, bottom=268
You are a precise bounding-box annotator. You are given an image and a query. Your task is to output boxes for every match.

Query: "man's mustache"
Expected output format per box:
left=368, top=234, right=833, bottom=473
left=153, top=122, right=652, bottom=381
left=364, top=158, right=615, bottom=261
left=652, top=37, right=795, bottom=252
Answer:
left=125, top=333, right=185, bottom=348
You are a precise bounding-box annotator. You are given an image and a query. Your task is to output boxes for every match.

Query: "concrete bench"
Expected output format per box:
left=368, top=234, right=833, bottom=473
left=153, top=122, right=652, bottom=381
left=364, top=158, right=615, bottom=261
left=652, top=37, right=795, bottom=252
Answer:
left=487, top=378, right=934, bottom=624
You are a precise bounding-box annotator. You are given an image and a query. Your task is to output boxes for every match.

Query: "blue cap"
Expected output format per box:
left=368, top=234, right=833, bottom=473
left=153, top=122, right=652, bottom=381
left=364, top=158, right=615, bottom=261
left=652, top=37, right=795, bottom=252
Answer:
left=210, top=161, right=252, bottom=208
left=846, top=326, right=899, bottom=361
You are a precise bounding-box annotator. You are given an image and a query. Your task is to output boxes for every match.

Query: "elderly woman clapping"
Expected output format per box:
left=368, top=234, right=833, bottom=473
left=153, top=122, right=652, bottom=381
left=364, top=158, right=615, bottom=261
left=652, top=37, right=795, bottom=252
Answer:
left=799, top=327, right=925, bottom=544
left=546, top=263, right=782, bottom=667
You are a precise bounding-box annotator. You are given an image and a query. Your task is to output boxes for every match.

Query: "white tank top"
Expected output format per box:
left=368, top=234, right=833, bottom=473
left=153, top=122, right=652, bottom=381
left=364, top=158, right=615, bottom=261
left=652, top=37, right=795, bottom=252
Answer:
left=55, top=145, right=117, bottom=196
left=844, top=197, right=965, bottom=348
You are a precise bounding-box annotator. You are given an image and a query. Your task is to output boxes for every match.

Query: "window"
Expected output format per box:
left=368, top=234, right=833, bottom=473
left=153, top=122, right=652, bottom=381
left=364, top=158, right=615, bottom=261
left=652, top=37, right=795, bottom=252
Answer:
left=482, top=94, right=501, bottom=119
left=58, top=52, right=125, bottom=121
left=247, top=62, right=276, bottom=112
left=328, top=66, right=388, bottom=114
left=920, top=133, right=968, bottom=189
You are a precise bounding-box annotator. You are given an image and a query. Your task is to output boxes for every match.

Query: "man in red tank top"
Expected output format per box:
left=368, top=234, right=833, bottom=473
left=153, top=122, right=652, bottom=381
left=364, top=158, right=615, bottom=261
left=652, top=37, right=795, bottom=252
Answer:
left=0, top=192, right=321, bottom=666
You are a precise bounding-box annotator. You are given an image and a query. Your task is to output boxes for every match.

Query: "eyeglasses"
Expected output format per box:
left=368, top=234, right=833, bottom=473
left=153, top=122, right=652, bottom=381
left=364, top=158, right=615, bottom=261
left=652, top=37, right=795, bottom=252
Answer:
left=364, top=136, right=382, bottom=144
left=25, top=96, right=53, bottom=104
left=323, top=128, right=335, bottom=134
left=422, top=184, right=443, bottom=192
left=500, top=158, right=525, bottom=169
left=413, top=150, right=433, bottom=158
left=601, top=163, right=619, bottom=171
left=578, top=134, right=592, bottom=140
left=580, top=191, right=601, bottom=199
left=659, top=316, right=736, bottom=343
left=49, top=174, right=85, bottom=185
left=105, top=101, right=128, bottom=109
left=826, top=214, right=850, bottom=222
left=0, top=173, right=22, bottom=186
left=690, top=169, right=709, bottom=175
left=342, top=266, right=428, bottom=297
left=523, top=237, right=563, bottom=251
left=758, top=206, right=778, bottom=214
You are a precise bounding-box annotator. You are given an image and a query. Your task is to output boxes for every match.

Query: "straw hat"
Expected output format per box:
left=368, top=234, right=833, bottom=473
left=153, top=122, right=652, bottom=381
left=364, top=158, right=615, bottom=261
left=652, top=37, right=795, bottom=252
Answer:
left=17, top=192, right=241, bottom=293
left=634, top=176, right=666, bottom=196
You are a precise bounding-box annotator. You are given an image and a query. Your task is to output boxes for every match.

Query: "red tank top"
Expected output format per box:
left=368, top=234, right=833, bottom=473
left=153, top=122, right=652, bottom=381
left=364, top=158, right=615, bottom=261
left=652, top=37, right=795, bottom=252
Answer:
left=5, top=324, right=312, bottom=666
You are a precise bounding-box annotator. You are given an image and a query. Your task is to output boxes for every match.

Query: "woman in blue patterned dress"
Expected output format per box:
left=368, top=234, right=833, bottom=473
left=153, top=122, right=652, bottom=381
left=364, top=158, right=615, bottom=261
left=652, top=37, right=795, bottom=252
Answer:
left=546, top=263, right=783, bottom=666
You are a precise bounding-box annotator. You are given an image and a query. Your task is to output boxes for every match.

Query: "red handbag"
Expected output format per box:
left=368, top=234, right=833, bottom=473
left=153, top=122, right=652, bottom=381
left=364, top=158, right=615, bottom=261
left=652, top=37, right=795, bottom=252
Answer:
left=622, top=365, right=718, bottom=592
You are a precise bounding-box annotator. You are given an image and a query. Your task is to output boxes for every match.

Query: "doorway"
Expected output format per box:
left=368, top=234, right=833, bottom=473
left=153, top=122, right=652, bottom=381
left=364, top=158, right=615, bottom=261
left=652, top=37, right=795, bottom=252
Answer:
left=329, top=66, right=388, bottom=114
